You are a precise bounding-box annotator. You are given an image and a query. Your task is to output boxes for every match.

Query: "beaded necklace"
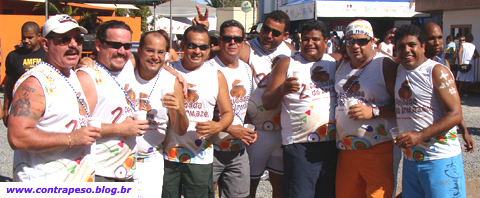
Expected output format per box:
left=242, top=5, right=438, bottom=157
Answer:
left=94, top=61, right=137, bottom=112
left=43, top=61, right=91, bottom=117
left=139, top=68, right=161, bottom=111
left=341, top=54, right=376, bottom=103
left=233, top=61, right=252, bottom=124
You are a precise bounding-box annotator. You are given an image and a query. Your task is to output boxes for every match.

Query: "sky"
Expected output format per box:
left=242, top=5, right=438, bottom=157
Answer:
left=191, top=0, right=207, bottom=4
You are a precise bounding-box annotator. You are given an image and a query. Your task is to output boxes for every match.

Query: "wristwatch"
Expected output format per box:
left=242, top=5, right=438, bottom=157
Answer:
left=372, top=104, right=380, bottom=118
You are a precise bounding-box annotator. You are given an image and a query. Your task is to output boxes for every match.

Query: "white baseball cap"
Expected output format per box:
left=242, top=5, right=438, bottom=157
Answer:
left=345, top=19, right=374, bottom=38
left=43, top=14, right=87, bottom=38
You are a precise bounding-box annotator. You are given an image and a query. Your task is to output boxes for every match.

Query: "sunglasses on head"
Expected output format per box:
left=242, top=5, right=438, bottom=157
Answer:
left=47, top=36, right=84, bottom=46
left=186, top=42, right=209, bottom=51
left=261, top=25, right=283, bottom=37
left=221, top=35, right=244, bottom=43
left=100, top=39, right=132, bottom=50
left=345, top=38, right=372, bottom=46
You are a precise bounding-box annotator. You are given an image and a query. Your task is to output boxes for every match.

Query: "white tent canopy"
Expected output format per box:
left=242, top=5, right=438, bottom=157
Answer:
left=149, top=0, right=216, bottom=17
left=148, top=16, right=217, bottom=34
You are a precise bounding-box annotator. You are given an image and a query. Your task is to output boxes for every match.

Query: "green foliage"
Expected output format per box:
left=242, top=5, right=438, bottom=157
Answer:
left=115, top=8, right=128, bottom=17
left=77, top=12, right=99, bottom=27
left=127, top=5, right=153, bottom=33
left=32, top=3, right=79, bottom=16
left=205, top=0, right=256, bottom=8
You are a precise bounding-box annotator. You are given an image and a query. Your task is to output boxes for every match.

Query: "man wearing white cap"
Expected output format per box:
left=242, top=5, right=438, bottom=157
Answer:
left=8, top=14, right=101, bottom=182
left=334, top=19, right=398, bottom=197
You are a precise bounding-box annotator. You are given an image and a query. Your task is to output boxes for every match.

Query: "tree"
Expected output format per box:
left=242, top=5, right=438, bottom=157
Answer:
left=32, top=2, right=80, bottom=16
left=126, top=5, right=153, bottom=33
left=205, top=0, right=255, bottom=8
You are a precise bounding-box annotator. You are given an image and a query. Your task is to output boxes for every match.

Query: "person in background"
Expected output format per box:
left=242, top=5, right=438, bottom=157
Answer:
left=456, top=34, right=479, bottom=97
left=4, top=21, right=45, bottom=125
left=156, top=30, right=180, bottom=63
left=377, top=29, right=395, bottom=57
left=209, top=30, right=221, bottom=51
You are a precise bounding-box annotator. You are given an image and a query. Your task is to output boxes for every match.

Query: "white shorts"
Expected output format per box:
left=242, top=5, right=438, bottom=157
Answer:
left=246, top=129, right=283, bottom=179
left=133, top=152, right=164, bottom=198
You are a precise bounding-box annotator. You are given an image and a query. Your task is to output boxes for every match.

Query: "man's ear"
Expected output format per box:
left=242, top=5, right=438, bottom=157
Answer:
left=95, top=39, right=101, bottom=52
left=42, top=38, right=48, bottom=53
left=283, top=31, right=289, bottom=41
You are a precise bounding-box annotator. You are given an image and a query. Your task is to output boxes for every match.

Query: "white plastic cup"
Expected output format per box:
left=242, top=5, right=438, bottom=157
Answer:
left=161, top=89, right=169, bottom=98
left=345, top=99, right=358, bottom=110
left=292, top=71, right=302, bottom=78
left=195, top=118, right=209, bottom=138
left=390, top=127, right=405, bottom=143
left=134, top=111, right=147, bottom=120
left=244, top=123, right=255, bottom=130
left=87, top=117, right=102, bottom=128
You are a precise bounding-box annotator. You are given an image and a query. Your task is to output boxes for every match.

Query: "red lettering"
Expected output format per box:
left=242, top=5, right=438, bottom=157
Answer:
left=111, top=107, right=123, bottom=124
left=299, top=84, right=309, bottom=99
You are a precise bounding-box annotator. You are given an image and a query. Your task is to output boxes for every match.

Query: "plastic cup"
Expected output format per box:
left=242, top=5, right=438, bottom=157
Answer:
left=161, top=89, right=168, bottom=98
left=134, top=111, right=147, bottom=120
left=87, top=117, right=102, bottom=128
left=345, top=99, right=357, bottom=110
left=292, top=71, right=302, bottom=78
left=195, top=118, right=209, bottom=138
left=244, top=124, right=255, bottom=130
left=390, top=127, right=405, bottom=143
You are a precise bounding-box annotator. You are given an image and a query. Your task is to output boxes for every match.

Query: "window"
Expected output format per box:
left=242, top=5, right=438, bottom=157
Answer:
left=450, top=24, right=472, bottom=39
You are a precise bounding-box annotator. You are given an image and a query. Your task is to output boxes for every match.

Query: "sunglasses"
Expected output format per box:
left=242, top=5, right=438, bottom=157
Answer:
left=186, top=42, right=209, bottom=51
left=261, top=25, right=283, bottom=37
left=47, top=36, right=84, bottom=46
left=461, top=39, right=466, bottom=41
left=345, top=38, right=372, bottom=46
left=388, top=37, right=394, bottom=40
left=100, top=39, right=132, bottom=50
left=221, top=36, right=244, bottom=43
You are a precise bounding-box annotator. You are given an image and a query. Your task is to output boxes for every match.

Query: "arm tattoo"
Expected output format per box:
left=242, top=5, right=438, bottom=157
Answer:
left=21, top=86, right=36, bottom=93
left=10, top=98, right=39, bottom=120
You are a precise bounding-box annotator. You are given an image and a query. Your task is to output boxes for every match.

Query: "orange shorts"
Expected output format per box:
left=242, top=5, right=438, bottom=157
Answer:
left=336, top=141, right=395, bottom=198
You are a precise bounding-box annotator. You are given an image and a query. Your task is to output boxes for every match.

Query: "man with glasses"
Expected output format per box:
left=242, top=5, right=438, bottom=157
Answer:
left=8, top=14, right=101, bottom=182
left=393, top=24, right=467, bottom=198
left=131, top=31, right=189, bottom=197
left=377, top=30, right=395, bottom=57
left=241, top=10, right=296, bottom=198
left=4, top=21, right=45, bottom=125
left=262, top=19, right=338, bottom=198
left=206, top=20, right=256, bottom=198
left=77, top=20, right=149, bottom=182
left=334, top=19, right=398, bottom=198
left=162, top=25, right=234, bottom=198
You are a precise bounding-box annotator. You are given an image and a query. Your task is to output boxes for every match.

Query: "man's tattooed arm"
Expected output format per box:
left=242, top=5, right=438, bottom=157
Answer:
left=10, top=86, right=41, bottom=120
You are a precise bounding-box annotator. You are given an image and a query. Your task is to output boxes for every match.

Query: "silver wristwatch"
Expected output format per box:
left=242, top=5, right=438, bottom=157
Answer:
left=372, top=104, right=380, bottom=118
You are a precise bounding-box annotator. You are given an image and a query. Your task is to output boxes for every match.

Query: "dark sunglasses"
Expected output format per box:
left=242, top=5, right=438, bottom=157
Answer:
left=345, top=38, right=372, bottom=46
left=221, top=36, right=244, bottom=43
left=461, top=39, right=466, bottom=41
left=388, top=37, right=395, bottom=40
left=186, top=42, right=209, bottom=51
left=100, top=39, right=132, bottom=50
left=261, top=25, right=283, bottom=37
left=47, top=36, right=84, bottom=46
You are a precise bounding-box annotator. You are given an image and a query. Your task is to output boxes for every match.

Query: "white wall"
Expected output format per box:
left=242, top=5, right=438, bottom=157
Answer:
left=443, top=9, right=480, bottom=48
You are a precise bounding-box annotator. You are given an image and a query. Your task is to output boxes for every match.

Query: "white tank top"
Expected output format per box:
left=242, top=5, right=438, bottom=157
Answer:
left=395, top=59, right=461, bottom=161
left=335, top=54, right=397, bottom=150
left=132, top=68, right=175, bottom=157
left=13, top=62, right=94, bottom=182
left=246, top=38, right=295, bottom=132
left=76, top=60, right=136, bottom=179
left=380, top=42, right=393, bottom=56
left=163, top=61, right=218, bottom=164
left=460, top=42, right=475, bottom=64
left=207, top=56, right=252, bottom=151
left=281, top=54, right=337, bottom=145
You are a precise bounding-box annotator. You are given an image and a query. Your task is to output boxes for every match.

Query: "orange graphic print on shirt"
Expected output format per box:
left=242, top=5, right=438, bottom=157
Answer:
left=186, top=83, right=199, bottom=102
left=343, top=75, right=360, bottom=92
left=311, top=66, right=330, bottom=82
left=398, top=80, right=412, bottom=99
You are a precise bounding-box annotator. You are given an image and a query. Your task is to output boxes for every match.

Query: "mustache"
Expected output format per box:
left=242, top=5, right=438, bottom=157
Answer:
left=113, top=53, right=128, bottom=59
left=64, top=48, right=80, bottom=55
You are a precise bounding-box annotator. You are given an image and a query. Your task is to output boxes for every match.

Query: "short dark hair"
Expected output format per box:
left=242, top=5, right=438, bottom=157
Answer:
left=96, top=20, right=132, bottom=42
left=394, top=25, right=424, bottom=45
left=22, top=21, right=41, bottom=35
left=182, top=25, right=209, bottom=44
left=139, top=30, right=169, bottom=50
left=264, top=10, right=290, bottom=33
left=446, top=35, right=453, bottom=41
left=300, top=20, right=328, bottom=40
left=220, top=20, right=245, bottom=38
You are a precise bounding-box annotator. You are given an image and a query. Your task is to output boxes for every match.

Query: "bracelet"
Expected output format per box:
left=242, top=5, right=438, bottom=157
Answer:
left=68, top=134, right=72, bottom=148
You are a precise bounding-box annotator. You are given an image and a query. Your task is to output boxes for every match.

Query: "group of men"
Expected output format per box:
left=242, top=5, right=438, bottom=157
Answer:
left=4, top=6, right=475, bottom=198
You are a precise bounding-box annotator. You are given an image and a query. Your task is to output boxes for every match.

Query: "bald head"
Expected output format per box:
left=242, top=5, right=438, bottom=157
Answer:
left=421, top=22, right=443, bottom=58
left=21, top=22, right=41, bottom=35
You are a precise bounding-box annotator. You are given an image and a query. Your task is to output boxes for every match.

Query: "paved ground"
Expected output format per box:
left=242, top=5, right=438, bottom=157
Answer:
left=1, top=93, right=479, bottom=196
